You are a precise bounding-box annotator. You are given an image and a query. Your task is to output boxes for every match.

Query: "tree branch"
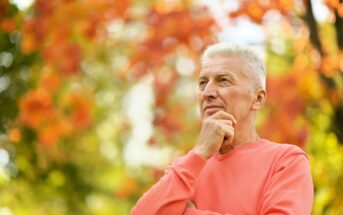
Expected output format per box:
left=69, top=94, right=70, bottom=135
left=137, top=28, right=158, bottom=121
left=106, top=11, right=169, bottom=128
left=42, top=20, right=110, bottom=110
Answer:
left=334, top=0, right=343, bottom=51
left=303, top=0, right=323, bottom=55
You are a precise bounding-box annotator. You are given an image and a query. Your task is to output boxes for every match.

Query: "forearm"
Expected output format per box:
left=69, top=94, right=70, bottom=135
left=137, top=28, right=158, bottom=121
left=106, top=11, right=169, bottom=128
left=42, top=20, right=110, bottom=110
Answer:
left=131, top=151, right=206, bottom=215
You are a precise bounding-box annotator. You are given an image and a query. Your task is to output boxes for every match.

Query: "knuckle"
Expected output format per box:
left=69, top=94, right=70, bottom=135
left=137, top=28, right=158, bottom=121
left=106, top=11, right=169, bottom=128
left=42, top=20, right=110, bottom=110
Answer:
left=215, top=126, right=224, bottom=136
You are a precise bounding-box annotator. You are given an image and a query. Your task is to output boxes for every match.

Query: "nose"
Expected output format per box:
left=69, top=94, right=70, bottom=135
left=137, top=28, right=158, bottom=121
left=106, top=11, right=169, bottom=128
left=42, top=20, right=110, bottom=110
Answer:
left=202, top=80, right=218, bottom=99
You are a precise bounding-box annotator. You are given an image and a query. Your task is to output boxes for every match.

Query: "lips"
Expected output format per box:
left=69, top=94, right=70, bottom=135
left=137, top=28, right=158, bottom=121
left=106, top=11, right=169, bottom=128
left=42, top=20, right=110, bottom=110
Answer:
left=204, top=105, right=224, bottom=112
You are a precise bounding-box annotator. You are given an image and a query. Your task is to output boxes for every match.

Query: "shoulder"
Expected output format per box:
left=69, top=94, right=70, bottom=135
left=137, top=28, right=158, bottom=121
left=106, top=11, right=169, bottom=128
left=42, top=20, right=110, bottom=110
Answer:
left=261, top=140, right=310, bottom=173
left=261, top=139, right=308, bottom=158
left=257, top=140, right=309, bottom=171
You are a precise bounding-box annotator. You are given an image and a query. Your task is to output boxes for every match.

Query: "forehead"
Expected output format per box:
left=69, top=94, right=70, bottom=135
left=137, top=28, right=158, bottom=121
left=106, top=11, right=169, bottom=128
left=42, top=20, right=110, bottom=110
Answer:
left=199, top=56, right=248, bottom=78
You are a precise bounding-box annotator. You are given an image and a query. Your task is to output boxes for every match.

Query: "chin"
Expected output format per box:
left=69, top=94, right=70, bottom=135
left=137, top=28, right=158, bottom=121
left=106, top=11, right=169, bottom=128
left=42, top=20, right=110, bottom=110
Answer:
left=202, top=111, right=215, bottom=119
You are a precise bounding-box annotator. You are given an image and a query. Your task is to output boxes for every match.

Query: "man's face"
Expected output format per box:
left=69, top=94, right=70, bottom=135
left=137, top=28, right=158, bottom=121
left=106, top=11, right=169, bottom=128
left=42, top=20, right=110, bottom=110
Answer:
left=198, top=56, right=256, bottom=122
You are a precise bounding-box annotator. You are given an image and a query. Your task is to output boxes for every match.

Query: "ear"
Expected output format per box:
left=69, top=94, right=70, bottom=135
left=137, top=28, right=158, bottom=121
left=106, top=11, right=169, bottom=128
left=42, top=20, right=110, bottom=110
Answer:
left=252, top=89, right=266, bottom=111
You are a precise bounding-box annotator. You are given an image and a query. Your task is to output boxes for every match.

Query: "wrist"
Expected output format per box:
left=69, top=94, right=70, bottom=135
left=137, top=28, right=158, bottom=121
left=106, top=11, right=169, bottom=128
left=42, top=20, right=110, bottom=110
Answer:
left=192, top=147, right=211, bottom=160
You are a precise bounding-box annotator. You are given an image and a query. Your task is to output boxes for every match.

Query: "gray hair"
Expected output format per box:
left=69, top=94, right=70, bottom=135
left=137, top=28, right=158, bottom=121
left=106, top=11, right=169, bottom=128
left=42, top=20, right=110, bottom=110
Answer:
left=201, top=42, right=266, bottom=90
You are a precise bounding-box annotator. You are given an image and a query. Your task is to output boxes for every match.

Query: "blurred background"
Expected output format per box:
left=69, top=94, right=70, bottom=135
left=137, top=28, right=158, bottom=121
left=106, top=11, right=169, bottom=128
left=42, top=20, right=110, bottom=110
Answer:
left=0, top=0, right=343, bottom=214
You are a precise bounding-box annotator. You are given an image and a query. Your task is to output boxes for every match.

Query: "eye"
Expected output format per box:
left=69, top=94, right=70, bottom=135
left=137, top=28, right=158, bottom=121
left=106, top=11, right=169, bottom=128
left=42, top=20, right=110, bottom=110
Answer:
left=219, top=77, right=231, bottom=86
left=198, top=80, right=207, bottom=90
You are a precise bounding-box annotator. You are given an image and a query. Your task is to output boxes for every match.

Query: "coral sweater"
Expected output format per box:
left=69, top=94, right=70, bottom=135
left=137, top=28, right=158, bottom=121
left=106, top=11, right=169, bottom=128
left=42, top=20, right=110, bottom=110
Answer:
left=131, top=139, right=314, bottom=215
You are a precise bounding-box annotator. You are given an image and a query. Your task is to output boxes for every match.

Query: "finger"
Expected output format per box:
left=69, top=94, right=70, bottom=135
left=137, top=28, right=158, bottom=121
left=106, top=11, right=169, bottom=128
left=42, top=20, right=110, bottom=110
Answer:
left=211, top=111, right=237, bottom=124
left=217, top=119, right=234, bottom=127
left=220, top=125, right=234, bottom=144
left=216, top=121, right=234, bottom=135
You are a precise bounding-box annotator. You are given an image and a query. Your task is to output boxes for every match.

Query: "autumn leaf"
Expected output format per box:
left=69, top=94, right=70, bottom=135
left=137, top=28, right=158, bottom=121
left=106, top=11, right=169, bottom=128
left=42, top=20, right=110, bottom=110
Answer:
left=64, top=92, right=92, bottom=130
left=44, top=42, right=82, bottom=75
left=8, top=128, right=21, bottom=143
left=19, top=88, right=53, bottom=129
left=40, top=66, right=61, bottom=93
left=324, top=0, right=340, bottom=9
left=320, top=55, right=340, bottom=76
left=0, top=19, right=16, bottom=32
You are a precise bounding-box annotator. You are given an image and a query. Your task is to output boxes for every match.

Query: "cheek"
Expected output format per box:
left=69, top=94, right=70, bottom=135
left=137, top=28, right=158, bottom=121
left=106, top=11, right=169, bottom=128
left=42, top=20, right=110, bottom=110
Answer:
left=198, top=92, right=205, bottom=113
left=198, top=92, right=203, bottom=104
left=221, top=89, right=239, bottom=104
left=221, top=89, right=252, bottom=112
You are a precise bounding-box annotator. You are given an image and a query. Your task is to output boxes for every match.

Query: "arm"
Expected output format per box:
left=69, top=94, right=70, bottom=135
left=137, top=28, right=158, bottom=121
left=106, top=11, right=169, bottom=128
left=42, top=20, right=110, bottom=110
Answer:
left=132, top=111, right=236, bottom=215
left=260, top=148, right=314, bottom=214
left=131, top=151, right=206, bottom=215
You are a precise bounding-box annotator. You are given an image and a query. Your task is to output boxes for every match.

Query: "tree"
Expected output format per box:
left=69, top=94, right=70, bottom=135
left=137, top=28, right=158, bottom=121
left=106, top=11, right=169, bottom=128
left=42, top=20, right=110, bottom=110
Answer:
left=0, top=0, right=342, bottom=214
left=0, top=0, right=214, bottom=213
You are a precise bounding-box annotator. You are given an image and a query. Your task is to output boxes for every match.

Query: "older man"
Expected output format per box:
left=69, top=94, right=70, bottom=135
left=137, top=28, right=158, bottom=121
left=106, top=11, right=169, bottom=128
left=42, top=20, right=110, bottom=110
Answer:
left=131, top=43, right=313, bottom=215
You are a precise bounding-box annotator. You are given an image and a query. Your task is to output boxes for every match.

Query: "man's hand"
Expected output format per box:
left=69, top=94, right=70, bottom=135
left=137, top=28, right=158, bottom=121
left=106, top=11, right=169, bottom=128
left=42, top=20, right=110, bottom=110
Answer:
left=193, top=111, right=236, bottom=159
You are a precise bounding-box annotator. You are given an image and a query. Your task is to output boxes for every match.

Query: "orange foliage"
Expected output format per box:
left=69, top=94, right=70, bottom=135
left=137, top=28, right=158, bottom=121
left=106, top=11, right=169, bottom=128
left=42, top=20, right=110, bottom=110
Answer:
left=260, top=75, right=309, bottom=147
left=230, top=1, right=267, bottom=23
left=324, top=0, right=340, bottom=9
left=155, top=0, right=184, bottom=14
left=21, top=34, right=39, bottom=54
left=338, top=4, right=343, bottom=18
left=113, top=0, right=131, bottom=17
left=246, top=2, right=266, bottom=23
left=131, top=7, right=214, bottom=78
left=21, top=19, right=43, bottom=54
left=230, top=0, right=295, bottom=22
left=37, top=117, right=73, bottom=146
left=320, top=55, right=340, bottom=76
left=153, top=70, right=179, bottom=107
left=64, top=93, right=92, bottom=130
left=8, top=128, right=21, bottom=143
left=19, top=88, right=53, bottom=129
left=38, top=122, right=62, bottom=146
left=17, top=0, right=213, bottom=148
left=44, top=42, right=82, bottom=75
left=21, top=0, right=129, bottom=55
left=40, top=66, right=61, bottom=93
left=115, top=175, right=139, bottom=199
left=0, top=19, right=15, bottom=32
left=16, top=0, right=132, bottom=146
left=292, top=54, right=311, bottom=73
left=273, top=0, right=295, bottom=14
left=153, top=104, right=185, bottom=138
left=18, top=88, right=91, bottom=146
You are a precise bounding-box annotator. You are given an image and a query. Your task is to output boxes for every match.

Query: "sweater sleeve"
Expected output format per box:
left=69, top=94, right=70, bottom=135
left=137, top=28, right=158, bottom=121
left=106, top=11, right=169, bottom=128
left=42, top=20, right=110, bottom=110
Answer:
left=260, top=146, right=314, bottom=214
left=131, top=151, right=206, bottom=215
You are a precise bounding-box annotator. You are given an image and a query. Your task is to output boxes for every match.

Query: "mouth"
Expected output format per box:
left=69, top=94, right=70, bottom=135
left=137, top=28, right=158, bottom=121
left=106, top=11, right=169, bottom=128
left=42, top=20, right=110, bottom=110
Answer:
left=204, top=105, right=224, bottom=112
